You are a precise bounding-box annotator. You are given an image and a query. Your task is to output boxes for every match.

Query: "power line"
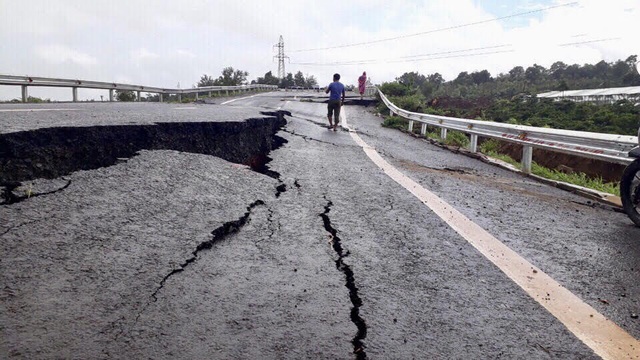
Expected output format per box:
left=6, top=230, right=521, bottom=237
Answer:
left=291, top=49, right=516, bottom=66
left=289, top=37, right=623, bottom=67
left=398, top=44, right=512, bottom=59
left=290, top=2, right=578, bottom=53
left=291, top=44, right=513, bottom=66
left=558, top=37, right=621, bottom=47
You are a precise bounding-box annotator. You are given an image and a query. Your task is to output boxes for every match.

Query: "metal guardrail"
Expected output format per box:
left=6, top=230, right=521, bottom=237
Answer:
left=0, top=74, right=278, bottom=102
left=378, top=90, right=638, bottom=172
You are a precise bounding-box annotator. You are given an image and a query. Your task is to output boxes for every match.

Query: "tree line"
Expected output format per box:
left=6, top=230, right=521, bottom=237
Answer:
left=379, top=55, right=640, bottom=135
left=111, top=67, right=319, bottom=102
left=196, top=67, right=318, bottom=89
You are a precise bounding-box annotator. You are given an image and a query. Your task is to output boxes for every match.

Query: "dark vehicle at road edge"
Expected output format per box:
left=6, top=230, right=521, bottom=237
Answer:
left=621, top=127, right=640, bottom=227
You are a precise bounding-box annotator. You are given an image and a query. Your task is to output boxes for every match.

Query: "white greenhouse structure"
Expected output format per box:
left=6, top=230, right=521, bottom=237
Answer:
left=537, top=86, right=640, bottom=105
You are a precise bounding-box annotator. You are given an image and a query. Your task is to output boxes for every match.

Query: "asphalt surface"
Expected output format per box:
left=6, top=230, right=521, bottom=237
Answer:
left=1, top=91, right=639, bottom=359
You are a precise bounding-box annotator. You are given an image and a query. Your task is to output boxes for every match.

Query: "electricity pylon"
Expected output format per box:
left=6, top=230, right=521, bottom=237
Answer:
left=273, top=35, right=289, bottom=79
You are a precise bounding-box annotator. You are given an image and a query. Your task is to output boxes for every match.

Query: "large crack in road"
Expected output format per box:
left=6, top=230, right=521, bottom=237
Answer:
left=320, top=197, right=368, bottom=359
left=1, top=107, right=374, bottom=358
left=0, top=111, right=289, bottom=203
left=149, top=199, right=266, bottom=303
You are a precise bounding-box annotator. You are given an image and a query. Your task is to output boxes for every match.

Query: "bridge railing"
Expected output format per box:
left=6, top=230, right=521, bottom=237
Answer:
left=378, top=90, right=638, bottom=173
left=0, top=74, right=278, bottom=102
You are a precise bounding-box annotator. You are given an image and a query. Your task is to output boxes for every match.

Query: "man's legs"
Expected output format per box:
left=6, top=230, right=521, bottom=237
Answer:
left=333, top=105, right=341, bottom=130
left=327, top=104, right=334, bottom=128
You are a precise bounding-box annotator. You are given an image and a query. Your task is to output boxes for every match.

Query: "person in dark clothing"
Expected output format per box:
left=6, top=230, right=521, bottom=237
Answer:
left=325, top=73, right=345, bottom=131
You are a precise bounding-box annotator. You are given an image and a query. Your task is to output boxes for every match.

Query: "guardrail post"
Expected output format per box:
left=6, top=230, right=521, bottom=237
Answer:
left=21, top=85, right=28, bottom=103
left=522, top=145, right=533, bottom=173
left=440, top=128, right=448, bottom=140
left=72, top=87, right=78, bottom=102
left=469, top=134, right=478, bottom=153
left=109, top=89, right=114, bottom=102
left=408, top=120, right=414, bottom=132
left=421, top=123, right=427, bottom=135
left=136, top=91, right=141, bottom=102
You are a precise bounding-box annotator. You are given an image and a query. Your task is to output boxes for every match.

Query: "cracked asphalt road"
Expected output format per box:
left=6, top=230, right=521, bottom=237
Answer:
left=1, top=92, right=639, bottom=359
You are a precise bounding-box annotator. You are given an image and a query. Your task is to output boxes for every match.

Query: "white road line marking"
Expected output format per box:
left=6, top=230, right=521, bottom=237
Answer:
left=172, top=107, right=197, bottom=110
left=0, top=108, right=80, bottom=112
left=340, top=107, right=640, bottom=360
left=277, top=101, right=290, bottom=111
left=221, top=94, right=257, bottom=105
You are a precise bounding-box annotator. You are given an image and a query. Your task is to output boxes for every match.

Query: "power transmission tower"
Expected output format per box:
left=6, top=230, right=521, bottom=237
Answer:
left=273, top=35, right=289, bottom=79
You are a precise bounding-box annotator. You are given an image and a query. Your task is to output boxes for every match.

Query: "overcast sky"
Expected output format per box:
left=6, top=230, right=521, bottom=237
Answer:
left=0, top=0, right=638, bottom=101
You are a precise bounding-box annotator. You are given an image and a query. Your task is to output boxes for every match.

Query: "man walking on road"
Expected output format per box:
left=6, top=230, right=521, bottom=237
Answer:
left=325, top=73, right=345, bottom=131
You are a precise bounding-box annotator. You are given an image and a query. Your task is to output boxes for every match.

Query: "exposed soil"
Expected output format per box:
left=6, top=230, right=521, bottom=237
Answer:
left=493, top=139, right=626, bottom=183
left=0, top=111, right=288, bottom=203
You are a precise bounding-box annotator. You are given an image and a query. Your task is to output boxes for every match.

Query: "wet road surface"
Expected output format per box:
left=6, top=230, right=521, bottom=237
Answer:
left=1, top=92, right=639, bottom=359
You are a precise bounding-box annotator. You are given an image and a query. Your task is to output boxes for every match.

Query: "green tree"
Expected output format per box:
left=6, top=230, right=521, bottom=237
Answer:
left=427, top=73, right=444, bottom=87
left=116, top=90, right=136, bottom=102
left=397, top=72, right=427, bottom=88
left=549, top=61, right=567, bottom=79
left=214, top=67, right=249, bottom=86
left=304, top=74, right=318, bottom=88
left=197, top=74, right=215, bottom=87
left=256, top=71, right=280, bottom=85
left=508, top=66, right=525, bottom=81
left=280, top=73, right=294, bottom=88
left=525, top=64, right=546, bottom=85
left=294, top=71, right=306, bottom=87
left=471, top=70, right=492, bottom=84
left=454, top=71, right=473, bottom=86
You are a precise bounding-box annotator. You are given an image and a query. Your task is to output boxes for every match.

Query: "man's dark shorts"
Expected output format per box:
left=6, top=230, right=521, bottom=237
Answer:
left=327, top=99, right=341, bottom=122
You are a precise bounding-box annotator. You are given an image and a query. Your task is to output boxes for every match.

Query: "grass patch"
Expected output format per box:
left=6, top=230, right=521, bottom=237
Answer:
left=426, top=132, right=440, bottom=140
left=530, top=163, right=620, bottom=196
left=382, top=116, right=409, bottom=130
left=482, top=150, right=620, bottom=196
left=444, top=130, right=469, bottom=147
left=479, top=139, right=500, bottom=154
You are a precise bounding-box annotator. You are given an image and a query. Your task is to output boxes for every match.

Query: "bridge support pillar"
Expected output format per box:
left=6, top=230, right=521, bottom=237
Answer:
left=109, top=89, right=114, bottom=102
left=137, top=91, right=141, bottom=101
left=226, top=90, right=229, bottom=96
left=469, top=134, right=478, bottom=153
left=178, top=94, right=182, bottom=102
left=389, top=109, right=393, bottom=116
left=408, top=120, right=414, bottom=132
left=420, top=123, right=427, bottom=136
left=21, top=85, right=28, bottom=103
left=159, top=93, right=163, bottom=102
left=195, top=92, right=199, bottom=101
left=208, top=91, right=212, bottom=97
left=72, top=87, right=78, bottom=102
left=440, top=127, right=447, bottom=140
left=521, top=145, right=533, bottom=173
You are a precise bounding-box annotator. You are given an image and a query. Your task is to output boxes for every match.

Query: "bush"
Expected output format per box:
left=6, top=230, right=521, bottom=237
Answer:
left=389, top=94, right=426, bottom=113
left=427, top=132, right=440, bottom=140
left=444, top=130, right=469, bottom=147
left=382, top=116, right=409, bottom=130
left=378, top=82, right=411, bottom=97
left=376, top=101, right=389, bottom=114
left=479, top=139, right=501, bottom=154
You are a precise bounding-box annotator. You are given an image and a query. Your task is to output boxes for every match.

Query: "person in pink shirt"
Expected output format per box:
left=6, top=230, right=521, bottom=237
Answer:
left=358, top=71, right=367, bottom=100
